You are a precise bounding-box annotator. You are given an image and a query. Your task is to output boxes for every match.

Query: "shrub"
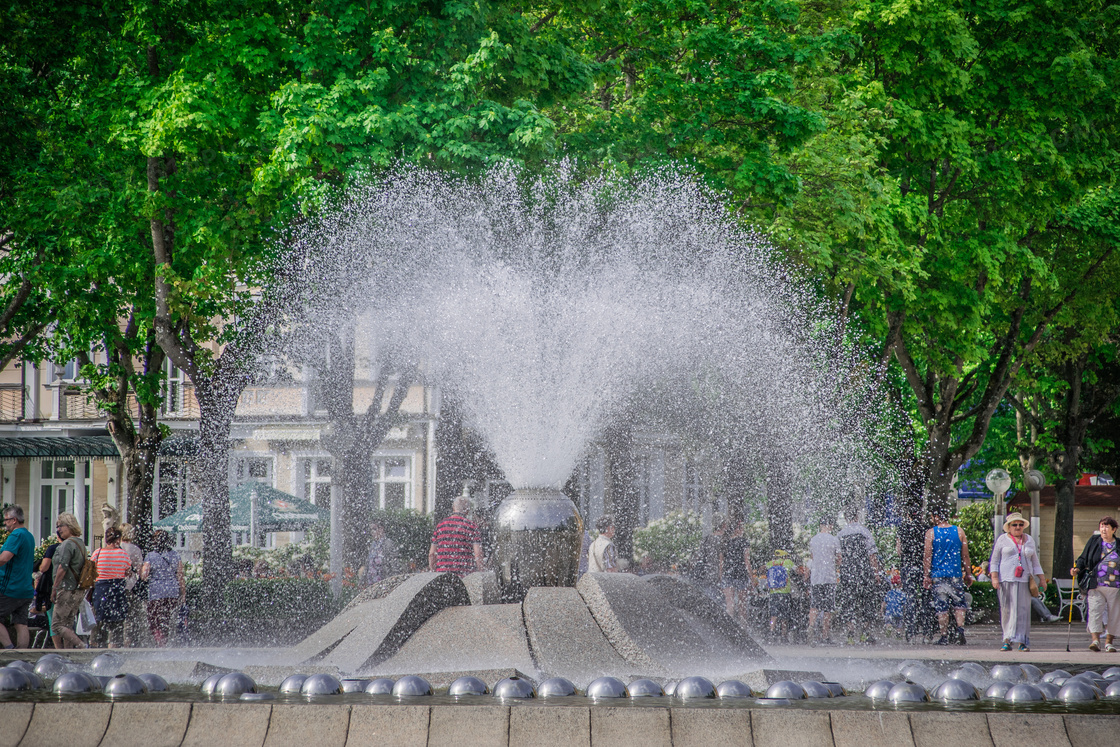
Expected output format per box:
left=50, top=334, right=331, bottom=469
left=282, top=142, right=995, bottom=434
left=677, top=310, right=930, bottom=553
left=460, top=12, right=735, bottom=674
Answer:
left=633, top=511, right=702, bottom=570
left=371, top=508, right=434, bottom=571
left=969, top=581, right=998, bottom=611
left=186, top=577, right=338, bottom=620
left=957, top=500, right=996, bottom=567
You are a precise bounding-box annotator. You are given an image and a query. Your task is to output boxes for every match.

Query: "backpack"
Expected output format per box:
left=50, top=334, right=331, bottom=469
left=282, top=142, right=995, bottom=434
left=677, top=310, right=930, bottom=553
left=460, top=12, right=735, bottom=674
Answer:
left=767, top=562, right=788, bottom=591
left=70, top=539, right=97, bottom=590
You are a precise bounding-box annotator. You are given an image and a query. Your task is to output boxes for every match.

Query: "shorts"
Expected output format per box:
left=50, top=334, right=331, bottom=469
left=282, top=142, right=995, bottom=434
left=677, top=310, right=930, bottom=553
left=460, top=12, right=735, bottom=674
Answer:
left=930, top=576, right=967, bottom=614
left=51, top=589, right=85, bottom=635
left=769, top=594, right=791, bottom=620
left=0, top=595, right=32, bottom=627
left=810, top=584, right=837, bottom=613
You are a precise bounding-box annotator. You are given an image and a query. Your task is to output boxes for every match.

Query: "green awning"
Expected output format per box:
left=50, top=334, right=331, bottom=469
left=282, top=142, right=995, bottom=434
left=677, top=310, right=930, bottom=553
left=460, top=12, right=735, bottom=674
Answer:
left=153, top=483, right=326, bottom=533
left=0, top=436, right=119, bottom=458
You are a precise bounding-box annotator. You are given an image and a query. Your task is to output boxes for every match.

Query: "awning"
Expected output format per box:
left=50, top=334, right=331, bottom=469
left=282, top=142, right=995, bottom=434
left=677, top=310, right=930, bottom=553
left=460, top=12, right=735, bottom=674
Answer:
left=153, top=483, right=326, bottom=532
left=0, top=436, right=120, bottom=458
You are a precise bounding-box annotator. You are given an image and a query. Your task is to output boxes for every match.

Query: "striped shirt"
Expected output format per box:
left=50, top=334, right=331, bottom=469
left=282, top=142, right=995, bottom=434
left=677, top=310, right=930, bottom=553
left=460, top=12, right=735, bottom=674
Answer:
left=92, top=546, right=133, bottom=580
left=431, top=514, right=480, bottom=576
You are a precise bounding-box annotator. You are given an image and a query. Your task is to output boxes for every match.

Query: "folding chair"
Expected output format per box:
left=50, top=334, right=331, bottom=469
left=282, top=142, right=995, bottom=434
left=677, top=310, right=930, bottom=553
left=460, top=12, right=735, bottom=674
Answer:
left=1055, top=578, right=1087, bottom=621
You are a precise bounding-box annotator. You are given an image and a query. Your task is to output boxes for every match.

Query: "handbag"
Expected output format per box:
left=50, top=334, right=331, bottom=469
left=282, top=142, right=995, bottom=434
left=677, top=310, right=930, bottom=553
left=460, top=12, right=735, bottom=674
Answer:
left=1028, top=573, right=1040, bottom=598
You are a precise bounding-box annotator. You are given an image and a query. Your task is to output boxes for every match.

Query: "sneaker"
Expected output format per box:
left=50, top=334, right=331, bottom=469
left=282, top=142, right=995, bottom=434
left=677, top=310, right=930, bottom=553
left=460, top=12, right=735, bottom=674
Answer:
left=1018, top=643, right=1030, bottom=652
left=936, top=635, right=950, bottom=646
left=1001, top=641, right=1012, bottom=651
left=1046, top=615, right=1062, bottom=623
left=956, top=627, right=966, bottom=645
left=1090, top=640, right=1101, bottom=652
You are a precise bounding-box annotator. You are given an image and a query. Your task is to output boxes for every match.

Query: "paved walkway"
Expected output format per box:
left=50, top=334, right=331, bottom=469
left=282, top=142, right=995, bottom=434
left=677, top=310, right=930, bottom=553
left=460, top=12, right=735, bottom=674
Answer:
left=767, top=622, right=1120, bottom=668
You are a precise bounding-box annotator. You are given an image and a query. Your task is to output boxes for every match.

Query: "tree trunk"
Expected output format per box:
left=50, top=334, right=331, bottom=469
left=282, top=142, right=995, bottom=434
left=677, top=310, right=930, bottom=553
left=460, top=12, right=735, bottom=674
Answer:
left=195, top=393, right=235, bottom=610
left=604, top=424, right=638, bottom=560
left=765, top=460, right=793, bottom=552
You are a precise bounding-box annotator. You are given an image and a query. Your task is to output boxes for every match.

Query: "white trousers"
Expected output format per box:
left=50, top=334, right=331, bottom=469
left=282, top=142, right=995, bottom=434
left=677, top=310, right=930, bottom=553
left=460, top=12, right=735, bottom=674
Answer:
left=1087, top=586, right=1120, bottom=636
left=997, top=581, right=1032, bottom=645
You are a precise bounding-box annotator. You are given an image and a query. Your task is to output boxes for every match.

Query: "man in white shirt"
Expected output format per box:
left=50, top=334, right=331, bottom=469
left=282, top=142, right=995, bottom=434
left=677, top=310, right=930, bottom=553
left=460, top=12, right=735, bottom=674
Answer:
left=588, top=515, right=619, bottom=573
left=808, top=518, right=841, bottom=644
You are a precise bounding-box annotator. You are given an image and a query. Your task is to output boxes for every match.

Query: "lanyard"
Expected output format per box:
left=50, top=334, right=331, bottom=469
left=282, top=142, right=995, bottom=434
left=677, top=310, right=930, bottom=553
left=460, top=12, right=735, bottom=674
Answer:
left=1011, top=534, right=1025, bottom=569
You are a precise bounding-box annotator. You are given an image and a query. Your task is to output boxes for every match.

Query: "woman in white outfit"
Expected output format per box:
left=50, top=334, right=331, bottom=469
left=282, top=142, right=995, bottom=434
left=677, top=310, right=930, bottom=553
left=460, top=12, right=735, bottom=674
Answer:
left=989, top=512, right=1045, bottom=652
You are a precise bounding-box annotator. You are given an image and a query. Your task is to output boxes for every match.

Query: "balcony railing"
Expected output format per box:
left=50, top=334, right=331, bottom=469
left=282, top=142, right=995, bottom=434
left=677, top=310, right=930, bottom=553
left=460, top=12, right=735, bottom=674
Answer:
left=0, top=385, right=23, bottom=422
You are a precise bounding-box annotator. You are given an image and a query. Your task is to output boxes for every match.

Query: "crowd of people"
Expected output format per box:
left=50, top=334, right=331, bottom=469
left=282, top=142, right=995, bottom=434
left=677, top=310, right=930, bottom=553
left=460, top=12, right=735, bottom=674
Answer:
left=0, top=506, right=185, bottom=650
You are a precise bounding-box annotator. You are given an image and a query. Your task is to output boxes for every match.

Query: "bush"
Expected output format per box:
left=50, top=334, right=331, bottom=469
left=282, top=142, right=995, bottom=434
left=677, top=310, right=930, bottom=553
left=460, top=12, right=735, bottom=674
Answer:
left=633, top=511, right=702, bottom=570
left=186, top=577, right=338, bottom=620
left=957, top=500, right=996, bottom=568
left=969, top=581, right=998, bottom=611
left=371, top=508, right=434, bottom=571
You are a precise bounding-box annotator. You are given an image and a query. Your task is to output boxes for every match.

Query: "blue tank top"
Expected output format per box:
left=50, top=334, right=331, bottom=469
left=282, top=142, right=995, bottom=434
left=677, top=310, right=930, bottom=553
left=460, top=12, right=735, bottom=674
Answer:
left=930, top=525, right=963, bottom=577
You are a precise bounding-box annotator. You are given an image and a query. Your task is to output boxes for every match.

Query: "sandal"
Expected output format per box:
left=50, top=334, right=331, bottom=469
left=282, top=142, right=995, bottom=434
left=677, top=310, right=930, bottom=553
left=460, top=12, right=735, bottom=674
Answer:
left=1090, top=640, right=1101, bottom=652
left=1000, top=641, right=1012, bottom=651
left=1106, top=644, right=1117, bottom=653
left=1019, top=643, right=1030, bottom=652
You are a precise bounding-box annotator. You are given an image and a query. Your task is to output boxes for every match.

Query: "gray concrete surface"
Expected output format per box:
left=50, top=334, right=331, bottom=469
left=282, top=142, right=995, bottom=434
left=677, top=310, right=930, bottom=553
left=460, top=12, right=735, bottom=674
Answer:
left=644, top=574, right=770, bottom=661
left=99, top=702, right=191, bottom=747
left=463, top=571, right=501, bottom=606
left=589, top=706, right=672, bottom=747
left=429, top=705, right=510, bottom=746
left=522, top=586, right=634, bottom=683
left=370, top=604, right=535, bottom=676
left=669, top=707, right=751, bottom=746
left=180, top=703, right=272, bottom=747
left=509, top=706, right=590, bottom=747
left=263, top=704, right=351, bottom=747
left=319, top=572, right=470, bottom=672
left=2, top=703, right=1118, bottom=746
left=347, top=705, right=429, bottom=747
left=0, top=703, right=32, bottom=747
left=577, top=572, right=768, bottom=676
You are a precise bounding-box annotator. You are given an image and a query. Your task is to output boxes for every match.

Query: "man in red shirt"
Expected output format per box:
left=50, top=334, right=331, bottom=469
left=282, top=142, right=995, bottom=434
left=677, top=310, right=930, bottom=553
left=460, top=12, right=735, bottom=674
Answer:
left=428, top=496, right=483, bottom=576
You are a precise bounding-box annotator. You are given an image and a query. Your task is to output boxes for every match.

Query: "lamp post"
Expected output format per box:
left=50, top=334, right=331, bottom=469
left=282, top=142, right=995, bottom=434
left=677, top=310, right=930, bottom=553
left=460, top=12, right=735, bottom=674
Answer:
left=1024, top=469, right=1046, bottom=548
left=985, top=468, right=1012, bottom=541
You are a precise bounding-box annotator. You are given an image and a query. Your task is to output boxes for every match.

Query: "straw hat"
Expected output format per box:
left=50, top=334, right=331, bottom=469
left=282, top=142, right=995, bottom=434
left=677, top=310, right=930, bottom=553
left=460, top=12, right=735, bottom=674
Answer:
left=1003, top=512, right=1028, bottom=533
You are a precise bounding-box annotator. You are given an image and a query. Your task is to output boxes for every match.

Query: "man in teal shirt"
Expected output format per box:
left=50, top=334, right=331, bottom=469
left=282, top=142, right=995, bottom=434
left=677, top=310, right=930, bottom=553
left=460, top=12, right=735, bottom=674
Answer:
left=0, top=505, right=35, bottom=648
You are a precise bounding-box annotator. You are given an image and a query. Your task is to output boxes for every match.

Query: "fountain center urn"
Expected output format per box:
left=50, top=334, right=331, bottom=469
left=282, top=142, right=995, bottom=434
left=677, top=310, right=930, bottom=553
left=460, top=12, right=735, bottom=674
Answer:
left=494, top=487, right=583, bottom=601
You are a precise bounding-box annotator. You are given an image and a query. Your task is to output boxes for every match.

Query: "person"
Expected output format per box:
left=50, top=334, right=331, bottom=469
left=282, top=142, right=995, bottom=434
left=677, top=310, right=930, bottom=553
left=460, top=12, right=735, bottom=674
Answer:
left=360, top=520, right=400, bottom=586
left=588, top=515, right=619, bottom=573
left=90, top=527, right=133, bottom=648
left=693, top=518, right=726, bottom=601
left=428, top=496, right=484, bottom=576
left=141, top=530, right=185, bottom=646
left=1072, top=516, right=1120, bottom=652
left=837, top=507, right=881, bottom=644
left=990, top=512, right=1045, bottom=652
left=720, top=521, right=754, bottom=622
left=922, top=508, right=972, bottom=645
left=882, top=573, right=905, bottom=635
left=51, top=512, right=89, bottom=649
left=895, top=505, right=928, bottom=640
left=118, top=524, right=146, bottom=647
left=766, top=548, right=795, bottom=642
left=31, top=542, right=58, bottom=634
left=807, top=518, right=841, bottom=645
left=0, top=505, right=35, bottom=649
left=1031, top=594, right=1061, bottom=623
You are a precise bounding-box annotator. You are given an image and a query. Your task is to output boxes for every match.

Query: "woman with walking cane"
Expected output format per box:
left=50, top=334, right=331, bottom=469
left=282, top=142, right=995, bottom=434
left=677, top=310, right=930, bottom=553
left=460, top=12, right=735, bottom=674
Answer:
left=1072, top=516, right=1120, bottom=652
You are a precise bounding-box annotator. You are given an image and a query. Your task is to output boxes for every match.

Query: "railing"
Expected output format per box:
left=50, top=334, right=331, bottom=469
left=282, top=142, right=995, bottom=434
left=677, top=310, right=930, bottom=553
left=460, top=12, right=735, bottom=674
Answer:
left=0, top=385, right=23, bottom=422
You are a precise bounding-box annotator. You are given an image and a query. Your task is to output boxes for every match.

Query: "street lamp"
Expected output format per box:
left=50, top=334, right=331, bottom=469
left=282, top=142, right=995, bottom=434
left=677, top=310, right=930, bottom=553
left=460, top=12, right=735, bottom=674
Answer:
left=1024, top=469, right=1046, bottom=548
left=985, top=468, right=1012, bottom=541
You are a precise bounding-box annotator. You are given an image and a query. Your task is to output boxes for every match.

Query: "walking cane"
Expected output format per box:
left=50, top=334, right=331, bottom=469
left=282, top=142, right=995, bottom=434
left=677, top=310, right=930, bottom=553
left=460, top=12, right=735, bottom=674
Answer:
left=1066, top=577, right=1076, bottom=653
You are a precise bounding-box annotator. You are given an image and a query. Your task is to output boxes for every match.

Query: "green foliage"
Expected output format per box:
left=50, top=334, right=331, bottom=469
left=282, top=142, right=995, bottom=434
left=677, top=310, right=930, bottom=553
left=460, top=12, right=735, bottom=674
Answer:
left=968, top=581, right=998, bottom=612
left=370, top=509, right=434, bottom=571
left=34, top=536, right=59, bottom=566
left=633, top=511, right=703, bottom=569
left=957, top=500, right=996, bottom=568
left=185, top=577, right=338, bottom=620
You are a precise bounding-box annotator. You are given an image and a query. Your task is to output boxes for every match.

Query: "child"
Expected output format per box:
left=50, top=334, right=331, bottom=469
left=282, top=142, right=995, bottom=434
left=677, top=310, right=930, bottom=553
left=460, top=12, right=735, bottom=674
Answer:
left=882, top=572, right=905, bottom=636
left=767, top=549, right=795, bottom=642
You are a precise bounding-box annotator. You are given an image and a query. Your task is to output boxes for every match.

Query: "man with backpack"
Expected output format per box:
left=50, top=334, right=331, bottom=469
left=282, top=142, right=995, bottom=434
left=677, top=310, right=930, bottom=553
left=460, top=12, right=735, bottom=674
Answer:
left=837, top=506, right=881, bottom=645
left=51, top=512, right=90, bottom=649
left=766, top=548, right=795, bottom=642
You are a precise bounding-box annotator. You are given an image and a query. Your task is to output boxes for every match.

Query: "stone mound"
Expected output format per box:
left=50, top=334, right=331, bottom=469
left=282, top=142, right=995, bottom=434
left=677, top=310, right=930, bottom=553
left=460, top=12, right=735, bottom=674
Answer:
left=523, top=586, right=636, bottom=683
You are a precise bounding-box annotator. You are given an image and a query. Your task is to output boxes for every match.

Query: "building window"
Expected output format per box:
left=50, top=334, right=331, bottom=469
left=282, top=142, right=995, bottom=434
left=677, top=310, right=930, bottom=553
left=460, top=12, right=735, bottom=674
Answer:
left=373, top=456, right=411, bottom=510
left=684, top=459, right=704, bottom=515
left=235, top=456, right=273, bottom=485
left=300, top=458, right=332, bottom=505
left=163, top=360, right=187, bottom=415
